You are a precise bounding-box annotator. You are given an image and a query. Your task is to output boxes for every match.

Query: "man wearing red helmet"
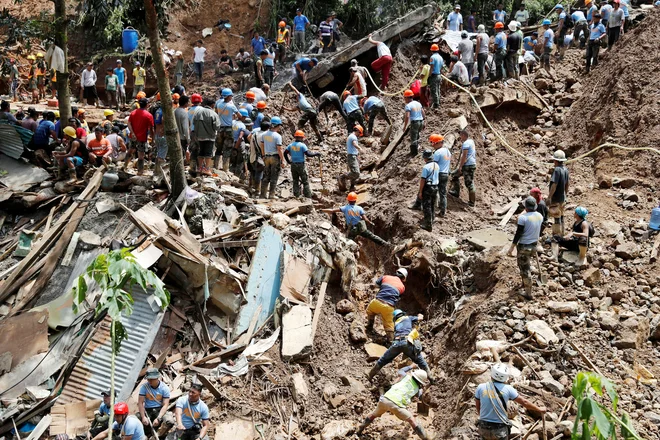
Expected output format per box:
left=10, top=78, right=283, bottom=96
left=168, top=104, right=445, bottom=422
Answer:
left=187, top=93, right=203, bottom=173
left=91, top=402, right=144, bottom=440
left=322, top=192, right=388, bottom=246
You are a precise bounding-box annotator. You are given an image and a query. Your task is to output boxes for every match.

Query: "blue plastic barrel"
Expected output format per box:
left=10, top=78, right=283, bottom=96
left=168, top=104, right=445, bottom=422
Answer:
left=650, top=206, right=660, bottom=231
left=122, top=28, right=139, bottom=54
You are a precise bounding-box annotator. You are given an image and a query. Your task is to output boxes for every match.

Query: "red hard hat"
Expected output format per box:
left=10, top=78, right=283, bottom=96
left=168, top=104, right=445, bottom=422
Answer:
left=256, top=101, right=267, bottom=109
left=114, top=402, right=129, bottom=415
left=246, top=91, right=256, bottom=99
left=342, top=90, right=351, bottom=99
left=191, top=93, right=202, bottom=104
left=403, top=89, right=414, bottom=98
left=430, top=44, right=440, bottom=51
left=347, top=192, right=358, bottom=202
left=294, top=130, right=305, bottom=138
left=530, top=187, right=542, bottom=195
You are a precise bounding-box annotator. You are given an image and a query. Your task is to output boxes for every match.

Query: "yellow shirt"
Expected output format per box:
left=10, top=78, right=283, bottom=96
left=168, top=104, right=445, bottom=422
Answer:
left=277, top=28, right=289, bottom=44
left=133, top=67, right=146, bottom=86
left=420, top=64, right=430, bottom=87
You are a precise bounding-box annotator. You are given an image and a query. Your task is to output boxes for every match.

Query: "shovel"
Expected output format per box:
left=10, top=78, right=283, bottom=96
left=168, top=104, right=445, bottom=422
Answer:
left=319, top=157, right=329, bottom=196
left=536, top=252, right=547, bottom=285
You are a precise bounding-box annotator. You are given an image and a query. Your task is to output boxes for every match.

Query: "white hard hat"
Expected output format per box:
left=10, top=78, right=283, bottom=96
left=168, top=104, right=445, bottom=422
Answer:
left=508, top=21, right=517, bottom=32
left=551, top=149, right=567, bottom=162
left=412, top=369, right=428, bottom=386
left=491, top=363, right=510, bottom=383
left=396, top=268, right=408, bottom=279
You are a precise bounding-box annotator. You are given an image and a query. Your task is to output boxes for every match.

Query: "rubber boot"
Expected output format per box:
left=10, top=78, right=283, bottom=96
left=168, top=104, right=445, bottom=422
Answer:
left=413, top=424, right=430, bottom=440
left=367, top=365, right=382, bottom=380
left=259, top=181, right=268, bottom=199
left=551, top=242, right=559, bottom=261
left=213, top=155, right=221, bottom=170
left=67, top=168, right=77, bottom=183
left=577, top=245, right=588, bottom=267
left=356, top=418, right=373, bottom=436
left=137, top=159, right=145, bottom=176
left=468, top=191, right=476, bottom=207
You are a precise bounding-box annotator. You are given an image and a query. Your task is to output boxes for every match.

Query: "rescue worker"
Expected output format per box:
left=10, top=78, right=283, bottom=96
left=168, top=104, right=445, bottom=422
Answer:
left=429, top=44, right=443, bottom=108
left=240, top=90, right=256, bottom=118
left=449, top=129, right=477, bottom=207
left=192, top=96, right=221, bottom=176
left=91, top=402, right=144, bottom=440
left=53, top=126, right=83, bottom=182
left=258, top=116, right=286, bottom=199
left=215, top=88, right=238, bottom=171
left=230, top=109, right=251, bottom=179
left=88, top=390, right=114, bottom=438
left=175, top=383, right=210, bottom=440
left=554, top=4, right=568, bottom=59
left=366, top=269, right=407, bottom=341
left=402, top=90, right=424, bottom=156
left=362, top=95, right=391, bottom=137
left=367, top=34, right=393, bottom=90
left=419, top=149, right=440, bottom=231
left=138, top=368, right=174, bottom=436
left=283, top=130, right=321, bottom=198
left=341, top=91, right=365, bottom=133
left=553, top=206, right=591, bottom=266
left=548, top=149, right=570, bottom=258
left=475, top=364, right=546, bottom=440
left=507, top=196, right=543, bottom=299
left=338, top=124, right=363, bottom=191
left=317, top=91, right=347, bottom=125
left=541, top=19, right=554, bottom=70
left=586, top=13, right=606, bottom=73
left=430, top=134, right=451, bottom=217
left=101, top=109, right=115, bottom=134
left=285, top=82, right=323, bottom=143
left=248, top=120, right=269, bottom=195
left=253, top=100, right=269, bottom=130
left=321, top=192, right=388, bottom=246
left=292, top=57, right=318, bottom=90
left=356, top=367, right=430, bottom=440
left=276, top=21, right=290, bottom=64
left=346, top=67, right=367, bottom=98
left=493, top=22, right=507, bottom=80
left=368, top=310, right=432, bottom=381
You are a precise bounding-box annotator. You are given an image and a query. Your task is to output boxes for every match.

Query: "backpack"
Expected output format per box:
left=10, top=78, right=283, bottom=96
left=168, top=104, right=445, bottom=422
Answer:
left=563, top=12, right=574, bottom=28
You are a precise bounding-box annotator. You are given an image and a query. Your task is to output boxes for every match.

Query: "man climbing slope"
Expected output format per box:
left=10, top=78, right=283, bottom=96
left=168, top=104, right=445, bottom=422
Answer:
left=365, top=268, right=408, bottom=342
left=321, top=192, right=388, bottom=246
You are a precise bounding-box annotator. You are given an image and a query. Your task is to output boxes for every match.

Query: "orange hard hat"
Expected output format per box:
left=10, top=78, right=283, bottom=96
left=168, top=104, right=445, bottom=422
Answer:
left=172, top=93, right=180, bottom=100
left=294, top=130, right=305, bottom=138
left=430, top=43, right=440, bottom=51
left=353, top=124, right=364, bottom=136
left=403, top=89, right=414, bottom=98
left=347, top=192, right=358, bottom=202
left=256, top=100, right=267, bottom=109
left=155, top=92, right=161, bottom=100
left=429, top=134, right=444, bottom=143
left=137, top=91, right=146, bottom=99
left=495, top=21, right=504, bottom=29
left=279, top=21, right=286, bottom=27
left=246, top=91, right=256, bottom=99
left=342, top=90, right=351, bottom=99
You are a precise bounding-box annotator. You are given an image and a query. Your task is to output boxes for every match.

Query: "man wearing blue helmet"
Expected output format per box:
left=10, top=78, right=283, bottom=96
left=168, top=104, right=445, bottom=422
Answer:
left=230, top=108, right=251, bottom=178
left=258, top=116, right=286, bottom=199
left=215, top=88, right=238, bottom=171
left=553, top=4, right=568, bottom=59
left=541, top=19, right=554, bottom=70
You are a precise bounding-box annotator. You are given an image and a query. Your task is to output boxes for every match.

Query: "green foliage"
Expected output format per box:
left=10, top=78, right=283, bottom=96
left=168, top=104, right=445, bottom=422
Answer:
left=571, top=371, right=643, bottom=440
left=72, top=248, right=170, bottom=352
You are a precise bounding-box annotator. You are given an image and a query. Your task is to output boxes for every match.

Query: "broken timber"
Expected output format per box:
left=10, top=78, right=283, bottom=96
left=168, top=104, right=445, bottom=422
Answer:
left=375, top=126, right=409, bottom=169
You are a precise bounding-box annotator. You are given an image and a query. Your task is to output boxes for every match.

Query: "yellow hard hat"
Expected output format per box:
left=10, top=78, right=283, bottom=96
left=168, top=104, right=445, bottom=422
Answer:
left=27, top=55, right=36, bottom=60
left=104, top=109, right=114, bottom=117
left=63, top=126, right=76, bottom=138
left=53, top=110, right=60, bottom=118
left=36, top=52, right=44, bottom=57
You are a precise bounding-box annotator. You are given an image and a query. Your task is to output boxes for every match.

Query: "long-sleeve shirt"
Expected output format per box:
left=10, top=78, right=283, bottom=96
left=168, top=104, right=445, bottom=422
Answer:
left=81, top=69, right=97, bottom=87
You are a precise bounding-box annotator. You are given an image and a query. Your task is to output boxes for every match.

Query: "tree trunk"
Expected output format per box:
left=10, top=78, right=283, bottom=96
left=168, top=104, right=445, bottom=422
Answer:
left=108, top=319, right=116, bottom=440
left=52, top=0, right=71, bottom=125
left=143, top=0, right=187, bottom=199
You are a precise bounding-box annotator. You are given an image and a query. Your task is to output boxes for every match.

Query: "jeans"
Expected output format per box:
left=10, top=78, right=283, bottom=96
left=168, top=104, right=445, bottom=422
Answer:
left=264, top=66, right=274, bottom=85
left=573, top=21, right=588, bottom=48
left=477, top=53, right=488, bottom=84
left=505, top=52, right=518, bottom=79
left=585, top=39, right=601, bottom=72
left=495, top=48, right=506, bottom=80
left=464, top=62, right=474, bottom=81
left=175, top=73, right=183, bottom=86
left=294, top=31, right=305, bottom=51
left=291, top=162, right=311, bottom=197
left=194, top=62, right=204, bottom=80
left=376, top=339, right=430, bottom=371
left=437, top=173, right=449, bottom=215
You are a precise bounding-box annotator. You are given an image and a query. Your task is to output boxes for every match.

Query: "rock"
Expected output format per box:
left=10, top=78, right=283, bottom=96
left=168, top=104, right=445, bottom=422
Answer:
left=215, top=419, right=257, bottom=440
left=364, top=343, right=388, bottom=361
left=323, top=383, right=346, bottom=408
left=615, top=243, right=639, bottom=260
left=621, top=189, right=639, bottom=202
left=597, top=311, right=620, bottom=331
left=560, top=251, right=579, bottom=264
left=650, top=315, right=660, bottom=341
left=349, top=320, right=367, bottom=343
left=526, top=320, right=559, bottom=346
left=540, top=371, right=565, bottom=396
left=599, top=220, right=622, bottom=237
left=447, top=108, right=462, bottom=118
left=340, top=375, right=366, bottom=393
left=465, top=228, right=510, bottom=250
left=281, top=305, right=313, bottom=361
left=547, top=301, right=579, bottom=314
left=644, top=412, right=660, bottom=426
left=613, top=177, right=636, bottom=188
left=582, top=268, right=601, bottom=287
left=336, top=299, right=355, bottom=314
left=321, top=420, right=355, bottom=440
left=0, top=352, right=11, bottom=375
left=291, top=372, right=309, bottom=402
left=79, top=230, right=101, bottom=248
left=597, top=174, right=612, bottom=189
left=270, top=213, right=291, bottom=229
left=535, top=78, right=550, bottom=90
left=612, top=318, right=650, bottom=349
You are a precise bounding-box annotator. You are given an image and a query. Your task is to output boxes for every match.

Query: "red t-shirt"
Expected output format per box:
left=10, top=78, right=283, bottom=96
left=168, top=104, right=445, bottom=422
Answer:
left=128, top=108, right=154, bottom=142
left=76, top=127, right=87, bottom=139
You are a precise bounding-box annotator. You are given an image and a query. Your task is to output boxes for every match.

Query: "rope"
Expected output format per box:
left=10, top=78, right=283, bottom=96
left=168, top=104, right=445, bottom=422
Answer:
left=363, top=64, right=420, bottom=97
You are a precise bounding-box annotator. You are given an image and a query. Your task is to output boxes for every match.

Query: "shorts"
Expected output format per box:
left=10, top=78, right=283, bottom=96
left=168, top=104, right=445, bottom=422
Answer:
left=548, top=202, right=565, bottom=219
left=131, top=140, right=148, bottom=153
left=68, top=156, right=83, bottom=167
left=199, top=140, right=214, bottom=157
left=155, top=136, right=168, bottom=159
left=371, top=396, right=412, bottom=421
left=90, top=155, right=105, bottom=167
left=83, top=86, right=98, bottom=99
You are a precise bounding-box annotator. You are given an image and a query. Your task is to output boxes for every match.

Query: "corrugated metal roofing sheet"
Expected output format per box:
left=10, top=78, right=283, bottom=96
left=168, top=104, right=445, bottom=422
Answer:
left=58, top=288, right=165, bottom=404
left=0, top=123, right=31, bottom=159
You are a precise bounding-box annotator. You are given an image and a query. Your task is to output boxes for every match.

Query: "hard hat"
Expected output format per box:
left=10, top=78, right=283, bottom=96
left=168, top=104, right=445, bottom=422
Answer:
left=422, top=149, right=433, bottom=159
left=491, top=363, right=510, bottom=383
left=36, top=52, right=44, bottom=57
left=53, top=110, right=60, bottom=118
left=393, top=309, right=405, bottom=320
left=175, top=51, right=183, bottom=57
left=270, top=116, right=282, bottom=126
left=508, top=21, right=517, bottom=32
left=172, top=93, right=180, bottom=100
left=191, top=93, right=203, bottom=104
left=396, top=268, right=408, bottom=279
left=77, top=108, right=86, bottom=115
left=543, top=18, right=552, bottom=25
left=530, top=187, right=542, bottom=196
left=244, top=118, right=253, bottom=125
left=155, top=92, right=161, bottom=100
left=63, top=126, right=76, bottom=138
left=246, top=91, right=256, bottom=99
left=27, top=55, right=36, bottom=60
left=116, top=59, right=122, bottom=64
left=221, top=88, right=233, bottom=97
left=554, top=3, right=563, bottom=9
left=294, top=130, right=305, bottom=138
left=256, top=100, right=267, bottom=109
left=239, top=108, right=249, bottom=117
left=429, top=134, right=444, bottom=143
left=146, top=368, right=160, bottom=379
left=575, top=206, right=589, bottom=219
left=551, top=149, right=567, bottom=161
left=104, top=109, right=114, bottom=117
left=461, top=31, right=468, bottom=38
left=353, top=124, right=364, bottom=136
left=524, top=196, right=537, bottom=211
left=403, top=89, right=414, bottom=98
left=430, top=44, right=439, bottom=51
left=279, top=21, right=286, bottom=27
left=411, top=369, right=429, bottom=386
left=347, top=192, right=358, bottom=202
left=478, top=24, right=486, bottom=32
left=495, top=21, right=504, bottom=29
left=342, top=90, right=351, bottom=99
left=114, top=402, right=129, bottom=415
left=136, top=91, right=146, bottom=99
left=135, top=61, right=141, bottom=66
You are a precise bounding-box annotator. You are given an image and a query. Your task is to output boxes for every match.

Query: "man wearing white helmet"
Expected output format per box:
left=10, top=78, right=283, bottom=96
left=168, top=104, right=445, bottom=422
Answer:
left=357, top=366, right=430, bottom=440
left=475, top=364, right=546, bottom=440
left=366, top=268, right=408, bottom=342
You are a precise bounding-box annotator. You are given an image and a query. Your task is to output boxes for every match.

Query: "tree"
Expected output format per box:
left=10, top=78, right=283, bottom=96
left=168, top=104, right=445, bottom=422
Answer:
left=52, top=0, right=71, bottom=125
left=143, top=0, right=186, bottom=199
left=72, top=249, right=170, bottom=440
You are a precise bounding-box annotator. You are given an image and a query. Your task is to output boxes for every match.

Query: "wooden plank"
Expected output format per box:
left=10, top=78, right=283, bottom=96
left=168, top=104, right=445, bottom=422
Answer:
left=153, top=347, right=172, bottom=369
left=26, top=414, right=51, bottom=440
left=212, top=240, right=258, bottom=249
left=0, top=310, right=49, bottom=370
left=499, top=199, right=520, bottom=228
left=375, top=127, right=409, bottom=169
left=166, top=352, right=183, bottom=365
left=650, top=234, right=660, bottom=263
left=196, top=375, right=223, bottom=400
left=496, top=199, right=517, bottom=216
left=61, top=232, right=80, bottom=267
left=199, top=225, right=256, bottom=243
left=190, top=343, right=247, bottom=367
left=310, top=282, right=328, bottom=342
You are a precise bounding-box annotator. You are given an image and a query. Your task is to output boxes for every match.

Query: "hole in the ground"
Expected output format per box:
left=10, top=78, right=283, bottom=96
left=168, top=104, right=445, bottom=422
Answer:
left=482, top=102, right=540, bottom=130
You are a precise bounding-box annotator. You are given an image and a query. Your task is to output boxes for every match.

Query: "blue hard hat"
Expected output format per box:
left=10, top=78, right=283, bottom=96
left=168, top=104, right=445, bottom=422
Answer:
left=543, top=18, right=552, bottom=25
left=238, top=108, right=249, bottom=117
left=575, top=206, right=588, bottom=219
left=221, top=88, right=233, bottom=97
left=270, top=116, right=282, bottom=126
left=393, top=309, right=405, bottom=319
left=554, top=3, right=563, bottom=8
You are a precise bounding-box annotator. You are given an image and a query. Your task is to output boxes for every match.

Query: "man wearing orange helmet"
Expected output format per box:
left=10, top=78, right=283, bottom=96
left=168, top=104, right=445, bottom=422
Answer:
left=338, top=124, right=363, bottom=192
left=493, top=22, right=507, bottom=80
left=285, top=82, right=323, bottom=143
left=241, top=90, right=256, bottom=119
left=321, top=192, right=388, bottom=246
left=276, top=21, right=290, bottom=64
left=429, top=44, right=444, bottom=108
left=283, top=130, right=321, bottom=198
left=403, top=89, right=425, bottom=156
left=430, top=134, right=451, bottom=217
left=91, top=402, right=144, bottom=440
left=253, top=100, right=269, bottom=129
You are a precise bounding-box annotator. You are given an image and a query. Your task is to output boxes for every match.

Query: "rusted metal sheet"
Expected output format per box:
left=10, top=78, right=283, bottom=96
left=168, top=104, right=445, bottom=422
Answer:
left=0, top=123, right=31, bottom=159
left=58, top=288, right=165, bottom=404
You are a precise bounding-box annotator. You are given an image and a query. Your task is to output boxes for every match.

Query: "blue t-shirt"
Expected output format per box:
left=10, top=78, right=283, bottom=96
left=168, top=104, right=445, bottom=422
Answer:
left=263, top=50, right=275, bottom=67
left=286, top=141, right=308, bottom=163
left=262, top=130, right=282, bottom=155
left=239, top=102, right=253, bottom=115
left=339, top=204, right=364, bottom=227
left=298, top=93, right=313, bottom=111
left=475, top=382, right=519, bottom=424
left=462, top=139, right=476, bottom=166
left=346, top=133, right=359, bottom=155
left=430, top=53, right=444, bottom=74
left=620, top=0, right=629, bottom=17
left=175, top=396, right=209, bottom=429
left=294, top=58, right=313, bottom=72
left=154, top=108, right=163, bottom=125
left=523, top=36, right=536, bottom=51
left=600, top=4, right=612, bottom=20
left=114, top=67, right=126, bottom=85
left=544, top=28, right=555, bottom=47
left=421, top=162, right=440, bottom=185
left=589, top=22, right=606, bottom=40
left=232, top=120, right=249, bottom=141
left=188, top=105, right=199, bottom=131
left=517, top=211, right=544, bottom=245
left=558, top=11, right=567, bottom=23
left=215, top=100, right=238, bottom=127
left=495, top=32, right=507, bottom=49
left=447, top=12, right=463, bottom=31
left=572, top=11, right=586, bottom=22
left=432, top=147, right=452, bottom=174
left=99, top=402, right=110, bottom=416
left=254, top=112, right=265, bottom=129
left=293, top=14, right=310, bottom=31
left=113, top=416, right=144, bottom=440
left=139, top=381, right=171, bottom=409
left=493, top=9, right=507, bottom=22
left=363, top=96, right=381, bottom=113
left=394, top=315, right=419, bottom=338
left=405, top=101, right=423, bottom=121
left=251, top=37, right=266, bottom=55
left=343, top=95, right=360, bottom=114
left=587, top=5, right=598, bottom=20
left=33, top=120, right=55, bottom=146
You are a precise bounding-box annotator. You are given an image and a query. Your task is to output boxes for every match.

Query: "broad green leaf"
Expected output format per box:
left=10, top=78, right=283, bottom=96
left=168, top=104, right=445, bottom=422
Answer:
left=581, top=422, right=590, bottom=440
left=590, top=401, right=612, bottom=438
left=621, top=413, right=639, bottom=440
left=573, top=371, right=589, bottom=400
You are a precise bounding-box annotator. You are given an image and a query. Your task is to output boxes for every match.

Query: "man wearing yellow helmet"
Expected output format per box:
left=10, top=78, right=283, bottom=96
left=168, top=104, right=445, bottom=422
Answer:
left=27, top=56, right=38, bottom=104
left=276, top=20, right=290, bottom=64
left=102, top=109, right=115, bottom=134
left=53, top=126, right=84, bottom=182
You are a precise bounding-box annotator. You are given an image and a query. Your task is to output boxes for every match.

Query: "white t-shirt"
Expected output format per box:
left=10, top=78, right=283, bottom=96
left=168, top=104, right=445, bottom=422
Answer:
left=376, top=42, right=391, bottom=58
left=451, top=61, right=470, bottom=85
left=249, top=87, right=268, bottom=103
left=193, top=47, right=207, bottom=63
